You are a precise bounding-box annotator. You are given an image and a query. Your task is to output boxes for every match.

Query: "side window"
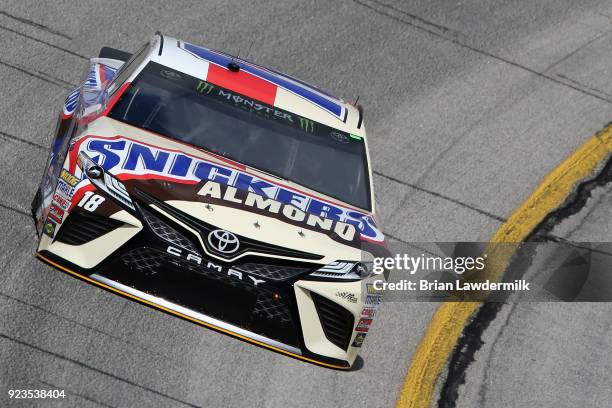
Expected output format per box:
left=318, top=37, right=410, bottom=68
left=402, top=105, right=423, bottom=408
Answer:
left=106, top=42, right=150, bottom=95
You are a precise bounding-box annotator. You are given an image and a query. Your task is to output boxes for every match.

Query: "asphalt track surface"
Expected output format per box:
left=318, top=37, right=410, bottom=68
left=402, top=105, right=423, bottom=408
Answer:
left=0, top=1, right=611, bottom=407
left=456, top=184, right=612, bottom=407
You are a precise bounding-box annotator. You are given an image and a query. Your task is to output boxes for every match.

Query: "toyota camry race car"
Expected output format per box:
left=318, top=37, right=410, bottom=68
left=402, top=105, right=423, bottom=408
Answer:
left=31, top=33, right=387, bottom=369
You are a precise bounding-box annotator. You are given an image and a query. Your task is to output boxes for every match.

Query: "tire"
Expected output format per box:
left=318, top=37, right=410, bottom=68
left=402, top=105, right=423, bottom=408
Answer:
left=30, top=188, right=41, bottom=224
left=98, top=46, right=132, bottom=62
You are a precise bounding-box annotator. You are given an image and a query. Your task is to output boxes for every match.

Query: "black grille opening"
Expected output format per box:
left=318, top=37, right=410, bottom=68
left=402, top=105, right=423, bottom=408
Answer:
left=138, top=204, right=314, bottom=281
left=311, top=292, right=354, bottom=351
left=253, top=291, right=292, bottom=323
left=122, top=247, right=165, bottom=276
left=115, top=247, right=299, bottom=346
left=139, top=205, right=198, bottom=253
left=233, top=263, right=310, bottom=281
left=55, top=212, right=123, bottom=245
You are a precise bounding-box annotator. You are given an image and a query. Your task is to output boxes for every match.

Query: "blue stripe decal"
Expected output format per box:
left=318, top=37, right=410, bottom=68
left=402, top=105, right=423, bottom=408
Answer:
left=183, top=43, right=344, bottom=119
left=84, top=65, right=98, bottom=88
left=63, top=88, right=80, bottom=115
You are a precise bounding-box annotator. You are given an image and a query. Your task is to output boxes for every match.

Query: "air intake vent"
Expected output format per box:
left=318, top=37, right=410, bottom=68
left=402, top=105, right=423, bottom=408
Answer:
left=55, top=212, right=123, bottom=245
left=311, top=292, right=354, bottom=351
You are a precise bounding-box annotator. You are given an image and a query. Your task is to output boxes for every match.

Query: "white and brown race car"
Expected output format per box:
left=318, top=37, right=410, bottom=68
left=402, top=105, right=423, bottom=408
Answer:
left=31, top=33, right=387, bottom=369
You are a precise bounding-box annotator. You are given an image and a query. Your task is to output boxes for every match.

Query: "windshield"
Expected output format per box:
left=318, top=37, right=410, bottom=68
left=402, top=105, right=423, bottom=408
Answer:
left=109, top=62, right=371, bottom=210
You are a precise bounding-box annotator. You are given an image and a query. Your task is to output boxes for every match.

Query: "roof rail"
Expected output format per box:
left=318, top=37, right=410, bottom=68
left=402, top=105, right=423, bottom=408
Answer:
left=155, top=31, right=164, bottom=56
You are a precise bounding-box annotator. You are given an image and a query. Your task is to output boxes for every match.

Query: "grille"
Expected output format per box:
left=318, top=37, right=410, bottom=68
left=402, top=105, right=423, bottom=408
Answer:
left=55, top=212, right=123, bottom=245
left=139, top=205, right=198, bottom=253
left=122, top=247, right=249, bottom=288
left=311, top=292, right=354, bottom=351
left=122, top=247, right=165, bottom=276
left=233, top=263, right=309, bottom=281
left=253, top=292, right=292, bottom=323
left=134, top=190, right=323, bottom=261
left=115, top=246, right=298, bottom=346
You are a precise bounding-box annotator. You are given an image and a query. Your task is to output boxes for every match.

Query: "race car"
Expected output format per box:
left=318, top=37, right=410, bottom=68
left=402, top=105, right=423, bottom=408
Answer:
left=31, top=33, right=387, bottom=369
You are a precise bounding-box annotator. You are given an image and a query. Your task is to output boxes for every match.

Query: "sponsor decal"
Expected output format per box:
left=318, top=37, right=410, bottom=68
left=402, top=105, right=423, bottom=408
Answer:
left=361, top=307, right=376, bottom=318
left=166, top=246, right=265, bottom=286
left=366, top=283, right=384, bottom=295
left=193, top=77, right=302, bottom=130
left=52, top=193, right=71, bottom=211
left=356, top=318, right=373, bottom=332
left=155, top=68, right=358, bottom=150
left=330, top=131, right=349, bottom=143
left=59, top=169, right=80, bottom=187
left=298, top=116, right=314, bottom=133
left=196, top=80, right=215, bottom=94
left=47, top=204, right=64, bottom=223
left=335, top=291, right=358, bottom=303
left=197, top=180, right=357, bottom=241
left=365, top=294, right=383, bottom=306
left=352, top=332, right=367, bottom=348
left=73, top=136, right=384, bottom=244
left=43, top=219, right=57, bottom=238
left=217, top=88, right=296, bottom=123
left=160, top=70, right=182, bottom=80
left=56, top=179, right=75, bottom=199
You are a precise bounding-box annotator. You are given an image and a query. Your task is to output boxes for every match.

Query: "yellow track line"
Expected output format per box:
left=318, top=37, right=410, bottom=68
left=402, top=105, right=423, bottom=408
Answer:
left=396, top=124, right=612, bottom=408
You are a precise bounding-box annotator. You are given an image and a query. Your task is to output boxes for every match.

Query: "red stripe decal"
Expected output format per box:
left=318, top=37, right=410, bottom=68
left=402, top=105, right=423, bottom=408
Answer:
left=207, top=65, right=277, bottom=105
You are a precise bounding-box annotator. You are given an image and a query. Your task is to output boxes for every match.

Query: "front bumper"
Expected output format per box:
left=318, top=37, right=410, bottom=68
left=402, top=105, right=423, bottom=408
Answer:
left=36, top=202, right=374, bottom=369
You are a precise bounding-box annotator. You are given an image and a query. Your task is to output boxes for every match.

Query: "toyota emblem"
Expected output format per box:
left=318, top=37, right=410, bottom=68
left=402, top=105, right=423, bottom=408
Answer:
left=207, top=229, right=240, bottom=254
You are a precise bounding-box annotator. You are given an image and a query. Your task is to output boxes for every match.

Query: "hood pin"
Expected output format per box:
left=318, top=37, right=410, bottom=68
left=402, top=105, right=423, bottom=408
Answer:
left=298, top=230, right=306, bottom=238
left=205, top=203, right=213, bottom=211
left=253, top=221, right=261, bottom=229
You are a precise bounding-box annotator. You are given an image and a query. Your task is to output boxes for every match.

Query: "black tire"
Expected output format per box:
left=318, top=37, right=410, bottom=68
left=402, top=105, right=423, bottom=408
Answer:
left=30, top=188, right=41, bottom=224
left=98, top=46, right=132, bottom=62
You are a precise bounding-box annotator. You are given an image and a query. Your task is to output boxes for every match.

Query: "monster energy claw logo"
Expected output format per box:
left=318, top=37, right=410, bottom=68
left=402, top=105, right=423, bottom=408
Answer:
left=197, top=81, right=215, bottom=94
left=298, top=116, right=314, bottom=133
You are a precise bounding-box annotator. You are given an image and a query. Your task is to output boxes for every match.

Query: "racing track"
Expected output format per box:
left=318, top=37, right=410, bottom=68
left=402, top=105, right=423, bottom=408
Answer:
left=1, top=1, right=612, bottom=407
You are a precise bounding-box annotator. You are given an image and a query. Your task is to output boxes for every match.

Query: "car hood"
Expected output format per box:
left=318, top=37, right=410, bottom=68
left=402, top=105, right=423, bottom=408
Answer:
left=67, top=117, right=386, bottom=263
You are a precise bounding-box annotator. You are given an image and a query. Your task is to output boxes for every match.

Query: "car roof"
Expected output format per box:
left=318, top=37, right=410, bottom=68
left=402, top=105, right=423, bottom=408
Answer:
left=145, top=35, right=366, bottom=137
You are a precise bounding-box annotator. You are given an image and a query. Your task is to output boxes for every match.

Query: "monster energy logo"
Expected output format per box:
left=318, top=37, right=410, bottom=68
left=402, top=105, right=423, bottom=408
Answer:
left=197, top=81, right=215, bottom=94
left=298, top=117, right=314, bottom=133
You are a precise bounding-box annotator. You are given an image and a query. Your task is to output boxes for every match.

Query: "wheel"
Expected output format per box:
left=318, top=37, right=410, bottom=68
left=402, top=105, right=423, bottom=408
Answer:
left=98, top=46, right=132, bottom=62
